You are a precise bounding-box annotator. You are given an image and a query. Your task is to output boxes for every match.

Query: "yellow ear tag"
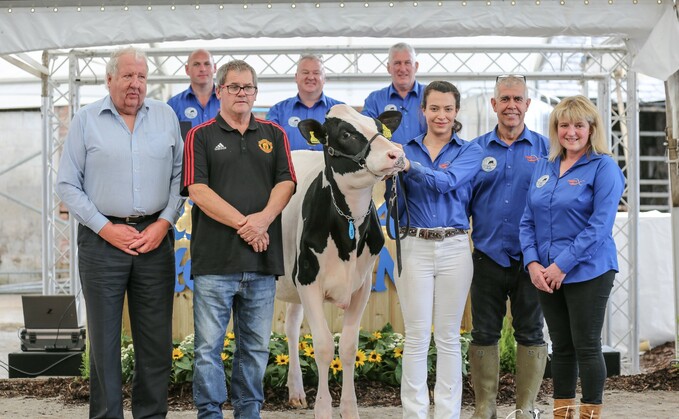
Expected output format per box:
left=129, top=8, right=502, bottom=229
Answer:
left=308, top=131, right=320, bottom=144
left=382, top=124, right=392, bottom=140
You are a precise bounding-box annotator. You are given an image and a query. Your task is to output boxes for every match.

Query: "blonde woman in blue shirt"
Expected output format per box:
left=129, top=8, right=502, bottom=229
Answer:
left=519, top=95, right=625, bottom=419
left=392, top=80, right=482, bottom=418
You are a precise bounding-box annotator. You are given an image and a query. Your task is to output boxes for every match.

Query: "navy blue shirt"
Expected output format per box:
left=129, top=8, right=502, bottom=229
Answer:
left=167, top=85, right=220, bottom=127
left=266, top=93, right=343, bottom=151
left=397, top=133, right=483, bottom=229
left=519, top=153, right=625, bottom=284
left=362, top=82, right=427, bottom=145
left=470, top=126, right=550, bottom=267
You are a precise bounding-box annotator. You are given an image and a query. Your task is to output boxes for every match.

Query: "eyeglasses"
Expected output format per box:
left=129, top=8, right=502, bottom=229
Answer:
left=221, top=84, right=258, bottom=96
left=496, top=74, right=527, bottom=83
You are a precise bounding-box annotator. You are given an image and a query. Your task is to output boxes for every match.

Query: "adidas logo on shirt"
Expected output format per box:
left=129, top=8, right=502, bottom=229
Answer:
left=214, top=143, right=226, bottom=151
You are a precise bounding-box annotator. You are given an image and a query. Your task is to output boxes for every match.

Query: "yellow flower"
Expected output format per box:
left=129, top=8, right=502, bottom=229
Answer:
left=460, top=328, right=469, bottom=335
left=393, top=347, right=403, bottom=358
left=371, top=331, right=382, bottom=341
left=355, top=349, right=367, bottom=368
left=304, top=345, right=315, bottom=359
left=223, top=338, right=231, bottom=347
left=299, top=341, right=308, bottom=351
left=283, top=336, right=289, bottom=342
left=275, top=354, right=290, bottom=366
left=330, top=357, right=342, bottom=375
left=303, top=334, right=313, bottom=340
left=368, top=351, right=382, bottom=363
left=227, top=332, right=235, bottom=340
left=221, top=352, right=229, bottom=362
left=172, top=348, right=184, bottom=360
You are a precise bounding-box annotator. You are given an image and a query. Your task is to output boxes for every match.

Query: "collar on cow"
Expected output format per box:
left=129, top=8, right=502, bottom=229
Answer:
left=326, top=132, right=382, bottom=175
left=328, top=185, right=373, bottom=240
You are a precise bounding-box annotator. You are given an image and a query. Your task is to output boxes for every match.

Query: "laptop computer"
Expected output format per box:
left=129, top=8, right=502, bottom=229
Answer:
left=21, top=295, right=81, bottom=330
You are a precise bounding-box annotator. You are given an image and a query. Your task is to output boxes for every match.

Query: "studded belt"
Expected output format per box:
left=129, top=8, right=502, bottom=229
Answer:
left=399, top=227, right=467, bottom=241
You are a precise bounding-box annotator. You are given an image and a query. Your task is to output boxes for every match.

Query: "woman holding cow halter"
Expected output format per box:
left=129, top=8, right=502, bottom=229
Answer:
left=390, top=80, right=482, bottom=419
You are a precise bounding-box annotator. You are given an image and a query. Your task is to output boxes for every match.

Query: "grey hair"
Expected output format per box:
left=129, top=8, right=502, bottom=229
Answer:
left=216, top=60, right=258, bottom=87
left=388, top=42, right=416, bottom=63
left=106, top=46, right=148, bottom=78
left=494, top=75, right=528, bottom=98
left=297, top=54, right=325, bottom=72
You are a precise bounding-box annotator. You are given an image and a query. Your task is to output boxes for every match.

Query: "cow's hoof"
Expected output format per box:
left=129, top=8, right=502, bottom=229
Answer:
left=288, top=396, right=308, bottom=409
left=314, top=398, right=333, bottom=419
left=339, top=401, right=360, bottom=419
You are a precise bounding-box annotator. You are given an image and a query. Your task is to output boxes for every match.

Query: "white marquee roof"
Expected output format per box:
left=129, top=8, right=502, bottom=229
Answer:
left=0, top=1, right=676, bottom=80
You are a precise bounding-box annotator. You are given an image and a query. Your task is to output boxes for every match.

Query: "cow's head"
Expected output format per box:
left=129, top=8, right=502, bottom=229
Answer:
left=298, top=104, right=405, bottom=183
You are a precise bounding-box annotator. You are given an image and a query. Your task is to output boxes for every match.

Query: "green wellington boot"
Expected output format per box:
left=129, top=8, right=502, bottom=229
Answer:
left=514, top=344, right=548, bottom=419
left=469, top=344, right=499, bottom=419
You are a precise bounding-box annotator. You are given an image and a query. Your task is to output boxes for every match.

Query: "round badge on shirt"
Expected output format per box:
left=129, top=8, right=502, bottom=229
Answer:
left=481, top=156, right=497, bottom=172
left=288, top=116, right=301, bottom=128
left=536, top=174, right=550, bottom=188
left=184, top=107, right=198, bottom=119
left=384, top=104, right=398, bottom=112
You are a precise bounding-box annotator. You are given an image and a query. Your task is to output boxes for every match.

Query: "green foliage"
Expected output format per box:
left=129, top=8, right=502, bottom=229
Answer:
left=79, top=337, right=90, bottom=380
left=499, top=316, right=517, bottom=374
left=84, top=324, right=475, bottom=389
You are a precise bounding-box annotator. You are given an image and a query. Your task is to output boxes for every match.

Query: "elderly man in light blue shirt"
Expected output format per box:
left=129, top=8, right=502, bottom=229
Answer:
left=57, top=46, right=183, bottom=419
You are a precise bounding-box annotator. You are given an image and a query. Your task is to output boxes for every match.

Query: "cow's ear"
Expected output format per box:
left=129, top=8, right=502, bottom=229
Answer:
left=377, top=110, right=402, bottom=140
left=298, top=119, right=328, bottom=146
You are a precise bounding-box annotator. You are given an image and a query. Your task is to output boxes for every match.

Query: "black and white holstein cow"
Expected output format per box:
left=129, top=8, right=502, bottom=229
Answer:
left=276, top=104, right=404, bottom=419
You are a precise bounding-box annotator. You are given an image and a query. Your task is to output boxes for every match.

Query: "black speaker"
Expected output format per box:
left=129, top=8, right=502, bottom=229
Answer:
left=8, top=351, right=83, bottom=378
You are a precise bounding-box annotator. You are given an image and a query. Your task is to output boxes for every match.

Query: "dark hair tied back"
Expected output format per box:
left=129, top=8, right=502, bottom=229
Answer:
left=422, top=80, right=463, bottom=133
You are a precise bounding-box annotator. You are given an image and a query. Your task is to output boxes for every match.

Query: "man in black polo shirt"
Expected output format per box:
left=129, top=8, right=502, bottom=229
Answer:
left=181, top=59, right=296, bottom=419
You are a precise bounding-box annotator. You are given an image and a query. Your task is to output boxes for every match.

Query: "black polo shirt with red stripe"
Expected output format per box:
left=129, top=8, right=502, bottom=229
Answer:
left=181, top=112, right=296, bottom=276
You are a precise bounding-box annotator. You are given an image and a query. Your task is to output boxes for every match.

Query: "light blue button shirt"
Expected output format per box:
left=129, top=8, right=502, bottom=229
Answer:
left=519, top=153, right=625, bottom=284
left=57, top=96, right=184, bottom=233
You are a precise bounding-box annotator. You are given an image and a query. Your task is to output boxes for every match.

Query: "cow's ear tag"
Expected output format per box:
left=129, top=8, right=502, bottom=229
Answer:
left=348, top=221, right=355, bottom=240
left=308, top=131, right=321, bottom=144
left=382, top=124, right=392, bottom=140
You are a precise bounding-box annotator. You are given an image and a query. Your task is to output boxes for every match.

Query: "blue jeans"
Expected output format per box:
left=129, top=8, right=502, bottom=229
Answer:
left=192, top=273, right=276, bottom=419
left=470, top=250, right=544, bottom=346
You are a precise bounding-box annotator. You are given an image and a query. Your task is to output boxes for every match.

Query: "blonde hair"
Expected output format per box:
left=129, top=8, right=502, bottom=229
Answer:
left=548, top=95, right=610, bottom=161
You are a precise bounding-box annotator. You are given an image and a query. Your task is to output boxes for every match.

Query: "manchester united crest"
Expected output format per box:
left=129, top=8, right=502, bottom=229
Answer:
left=258, top=139, right=273, bottom=153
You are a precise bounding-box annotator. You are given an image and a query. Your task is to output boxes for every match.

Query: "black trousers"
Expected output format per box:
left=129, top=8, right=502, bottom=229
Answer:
left=78, top=222, right=175, bottom=419
left=538, top=270, right=615, bottom=404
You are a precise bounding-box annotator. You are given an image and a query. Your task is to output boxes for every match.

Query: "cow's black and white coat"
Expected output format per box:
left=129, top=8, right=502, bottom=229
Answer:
left=276, top=104, right=404, bottom=419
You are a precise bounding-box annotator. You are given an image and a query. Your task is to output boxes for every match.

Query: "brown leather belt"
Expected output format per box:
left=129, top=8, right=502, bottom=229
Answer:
left=399, top=227, right=467, bottom=241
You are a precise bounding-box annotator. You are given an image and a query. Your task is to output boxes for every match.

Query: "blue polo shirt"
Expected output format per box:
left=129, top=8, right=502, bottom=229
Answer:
left=362, top=82, right=427, bottom=145
left=266, top=93, right=344, bottom=151
left=519, top=153, right=625, bottom=284
left=470, top=126, right=550, bottom=267
left=167, top=85, right=220, bottom=127
left=394, top=133, right=482, bottom=229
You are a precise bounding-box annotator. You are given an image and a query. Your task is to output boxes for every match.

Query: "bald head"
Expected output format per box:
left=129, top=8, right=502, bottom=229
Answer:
left=185, top=49, right=216, bottom=89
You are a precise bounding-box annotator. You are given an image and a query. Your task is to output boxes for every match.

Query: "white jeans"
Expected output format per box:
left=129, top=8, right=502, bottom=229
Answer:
left=396, top=233, right=473, bottom=419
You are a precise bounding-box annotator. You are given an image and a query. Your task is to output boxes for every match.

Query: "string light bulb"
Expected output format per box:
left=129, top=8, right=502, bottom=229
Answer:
left=340, top=2, right=345, bottom=8
left=607, top=0, right=612, bottom=4
left=171, top=5, right=176, bottom=10
left=267, top=3, right=272, bottom=8
left=219, top=4, right=224, bottom=9
left=438, top=1, right=443, bottom=5
left=147, top=5, right=152, bottom=11
left=364, top=2, right=369, bottom=7
left=291, top=2, right=296, bottom=8
left=195, top=4, right=200, bottom=9
left=77, top=6, right=82, bottom=11
left=413, top=1, right=418, bottom=6
left=486, top=0, right=491, bottom=5
left=584, top=0, right=589, bottom=5
left=461, top=1, right=467, bottom=6
left=560, top=0, right=565, bottom=4
left=124, top=5, right=129, bottom=11
left=7, top=8, right=11, bottom=13
left=315, top=2, right=321, bottom=7
left=243, top=4, right=248, bottom=9
left=100, top=6, right=105, bottom=11
left=536, top=0, right=540, bottom=4
left=53, top=7, right=58, bottom=12
left=389, top=1, right=394, bottom=6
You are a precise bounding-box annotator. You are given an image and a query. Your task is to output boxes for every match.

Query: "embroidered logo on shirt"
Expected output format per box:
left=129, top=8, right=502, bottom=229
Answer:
left=536, top=174, right=550, bottom=188
left=481, top=156, right=497, bottom=172
left=524, top=154, right=539, bottom=162
left=184, top=107, right=198, bottom=119
left=568, top=178, right=584, bottom=186
left=214, top=143, right=226, bottom=151
left=258, top=139, right=273, bottom=153
left=439, top=161, right=450, bottom=169
left=288, top=116, right=301, bottom=128
left=384, top=104, right=398, bottom=112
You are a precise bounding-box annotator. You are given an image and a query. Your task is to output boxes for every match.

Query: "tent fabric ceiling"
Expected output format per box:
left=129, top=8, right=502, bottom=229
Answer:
left=0, top=2, right=674, bottom=78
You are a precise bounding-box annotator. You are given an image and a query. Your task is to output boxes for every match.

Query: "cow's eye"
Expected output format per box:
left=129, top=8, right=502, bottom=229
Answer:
left=342, top=132, right=352, bottom=140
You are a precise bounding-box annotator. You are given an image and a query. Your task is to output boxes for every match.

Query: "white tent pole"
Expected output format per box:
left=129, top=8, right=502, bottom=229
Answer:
left=664, top=71, right=679, bottom=363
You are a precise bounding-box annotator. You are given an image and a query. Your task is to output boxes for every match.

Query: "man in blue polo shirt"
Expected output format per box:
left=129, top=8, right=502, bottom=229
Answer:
left=468, top=75, right=549, bottom=419
left=168, top=49, right=220, bottom=128
left=266, top=54, right=343, bottom=150
left=362, top=42, right=426, bottom=144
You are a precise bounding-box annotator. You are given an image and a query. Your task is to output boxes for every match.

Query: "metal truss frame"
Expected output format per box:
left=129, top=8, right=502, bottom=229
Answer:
left=41, top=42, right=640, bottom=373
